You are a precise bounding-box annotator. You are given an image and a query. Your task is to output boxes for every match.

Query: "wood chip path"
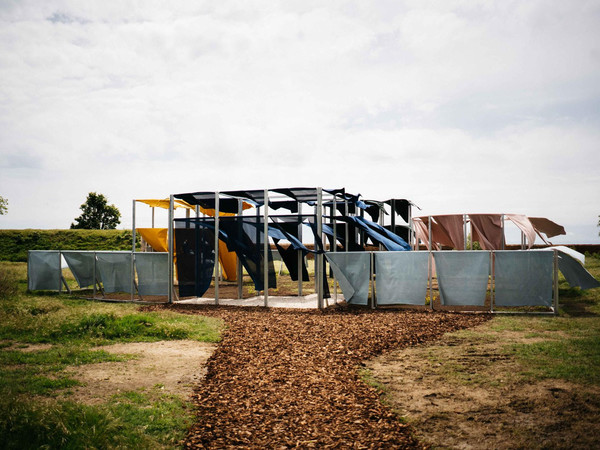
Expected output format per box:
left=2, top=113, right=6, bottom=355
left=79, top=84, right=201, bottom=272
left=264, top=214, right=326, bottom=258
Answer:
left=148, top=304, right=489, bottom=448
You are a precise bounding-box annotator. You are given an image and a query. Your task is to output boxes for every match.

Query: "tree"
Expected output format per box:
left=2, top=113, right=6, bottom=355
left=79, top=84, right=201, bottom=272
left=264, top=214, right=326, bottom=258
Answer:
left=0, top=196, right=7, bottom=215
left=71, top=192, right=121, bottom=229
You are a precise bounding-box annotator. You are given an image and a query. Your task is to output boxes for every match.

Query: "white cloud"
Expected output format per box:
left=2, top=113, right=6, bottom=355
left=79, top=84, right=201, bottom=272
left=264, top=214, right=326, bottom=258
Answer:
left=0, top=1, right=598, bottom=242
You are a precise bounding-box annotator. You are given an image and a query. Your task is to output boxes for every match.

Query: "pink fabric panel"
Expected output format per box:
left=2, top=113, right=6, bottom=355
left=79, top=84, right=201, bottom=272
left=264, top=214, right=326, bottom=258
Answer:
left=528, top=217, right=566, bottom=238
left=430, top=219, right=455, bottom=249
left=469, top=214, right=504, bottom=250
left=505, top=214, right=537, bottom=249
left=412, top=217, right=430, bottom=249
left=434, top=215, right=465, bottom=249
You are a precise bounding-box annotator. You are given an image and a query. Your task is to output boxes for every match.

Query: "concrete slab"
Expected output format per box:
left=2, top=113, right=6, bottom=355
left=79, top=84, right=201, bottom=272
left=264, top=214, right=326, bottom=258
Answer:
left=176, top=293, right=345, bottom=309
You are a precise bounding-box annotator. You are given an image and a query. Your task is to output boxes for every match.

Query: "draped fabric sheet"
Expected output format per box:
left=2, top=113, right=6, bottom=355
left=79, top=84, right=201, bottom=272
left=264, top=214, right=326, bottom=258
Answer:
left=494, top=251, right=553, bottom=306
left=555, top=251, right=600, bottom=290
left=469, top=214, right=504, bottom=250
left=375, top=252, right=428, bottom=305
left=63, top=251, right=95, bottom=288
left=434, top=251, right=490, bottom=306
left=326, top=252, right=370, bottom=305
left=505, top=214, right=537, bottom=249
left=96, top=252, right=133, bottom=293
left=135, top=252, right=169, bottom=296
left=28, top=251, right=61, bottom=291
left=175, top=226, right=215, bottom=298
left=434, top=215, right=465, bottom=250
left=528, top=217, right=566, bottom=239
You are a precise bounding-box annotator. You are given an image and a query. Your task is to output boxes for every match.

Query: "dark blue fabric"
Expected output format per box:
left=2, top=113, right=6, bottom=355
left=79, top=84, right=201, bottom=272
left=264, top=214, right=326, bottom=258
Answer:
left=175, top=226, right=215, bottom=298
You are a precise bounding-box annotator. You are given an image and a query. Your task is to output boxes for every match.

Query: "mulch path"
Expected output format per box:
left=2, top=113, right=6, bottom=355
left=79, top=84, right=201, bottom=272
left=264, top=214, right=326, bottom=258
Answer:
left=145, top=304, right=490, bottom=449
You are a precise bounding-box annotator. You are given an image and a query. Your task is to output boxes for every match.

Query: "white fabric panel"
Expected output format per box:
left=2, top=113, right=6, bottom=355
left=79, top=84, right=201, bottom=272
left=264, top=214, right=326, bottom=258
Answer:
left=434, top=251, right=489, bottom=306
left=135, top=253, right=169, bottom=296
left=326, top=252, right=370, bottom=305
left=96, top=252, right=132, bottom=293
left=28, top=251, right=61, bottom=291
left=375, top=252, right=428, bottom=305
left=495, top=251, right=553, bottom=307
left=63, top=251, right=96, bottom=288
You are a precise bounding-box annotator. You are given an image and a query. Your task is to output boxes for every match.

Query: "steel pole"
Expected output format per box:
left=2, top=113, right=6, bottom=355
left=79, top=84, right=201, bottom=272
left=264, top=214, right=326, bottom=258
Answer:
left=264, top=189, right=269, bottom=307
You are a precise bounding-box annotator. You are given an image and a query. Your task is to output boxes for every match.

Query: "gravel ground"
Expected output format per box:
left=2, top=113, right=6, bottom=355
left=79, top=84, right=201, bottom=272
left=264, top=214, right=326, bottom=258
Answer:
left=146, top=304, right=490, bottom=449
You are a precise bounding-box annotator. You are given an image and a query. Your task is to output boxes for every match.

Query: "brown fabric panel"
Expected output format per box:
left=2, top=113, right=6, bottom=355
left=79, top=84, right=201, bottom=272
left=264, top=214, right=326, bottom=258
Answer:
left=529, top=217, right=566, bottom=238
left=469, top=214, right=504, bottom=250
left=434, top=215, right=465, bottom=249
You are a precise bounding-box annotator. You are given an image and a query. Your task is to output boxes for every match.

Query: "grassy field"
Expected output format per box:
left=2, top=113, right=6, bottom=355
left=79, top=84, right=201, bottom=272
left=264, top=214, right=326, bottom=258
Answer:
left=0, top=261, right=222, bottom=449
left=365, top=254, right=600, bottom=448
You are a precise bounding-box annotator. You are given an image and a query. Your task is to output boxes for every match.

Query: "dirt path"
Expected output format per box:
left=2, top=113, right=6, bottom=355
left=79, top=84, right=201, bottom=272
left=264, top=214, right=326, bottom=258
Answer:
left=366, top=324, right=600, bottom=449
left=145, top=305, right=489, bottom=448
left=63, top=340, right=216, bottom=404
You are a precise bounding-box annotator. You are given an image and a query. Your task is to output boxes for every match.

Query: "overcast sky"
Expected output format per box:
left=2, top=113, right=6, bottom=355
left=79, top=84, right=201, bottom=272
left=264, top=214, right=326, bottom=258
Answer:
left=1, top=1, right=599, bottom=244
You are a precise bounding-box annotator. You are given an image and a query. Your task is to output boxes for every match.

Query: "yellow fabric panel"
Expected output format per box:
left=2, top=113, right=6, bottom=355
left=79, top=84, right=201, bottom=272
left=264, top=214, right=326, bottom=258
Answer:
left=219, top=240, right=238, bottom=282
left=137, top=228, right=169, bottom=252
left=136, top=198, right=253, bottom=213
left=137, top=199, right=193, bottom=210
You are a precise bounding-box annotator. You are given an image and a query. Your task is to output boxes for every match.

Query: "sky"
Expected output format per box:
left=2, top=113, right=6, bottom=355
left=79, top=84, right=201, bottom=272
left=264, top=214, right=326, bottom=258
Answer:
left=0, top=0, right=599, bottom=244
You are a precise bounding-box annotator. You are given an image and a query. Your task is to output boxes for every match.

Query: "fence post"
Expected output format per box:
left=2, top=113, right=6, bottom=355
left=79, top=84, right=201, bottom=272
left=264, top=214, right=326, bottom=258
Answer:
left=553, top=249, right=559, bottom=315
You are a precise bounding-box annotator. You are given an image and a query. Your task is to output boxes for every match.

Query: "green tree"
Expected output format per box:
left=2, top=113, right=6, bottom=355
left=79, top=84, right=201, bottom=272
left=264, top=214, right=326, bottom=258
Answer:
left=71, top=192, right=121, bottom=229
left=0, top=196, right=7, bottom=215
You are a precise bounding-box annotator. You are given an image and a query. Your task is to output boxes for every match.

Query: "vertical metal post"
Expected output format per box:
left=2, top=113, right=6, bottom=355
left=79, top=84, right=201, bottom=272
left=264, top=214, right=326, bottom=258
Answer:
left=370, top=251, right=375, bottom=309
left=151, top=207, right=155, bottom=228
left=463, top=214, right=467, bottom=250
left=316, top=187, right=324, bottom=309
left=501, top=214, right=505, bottom=250
left=237, top=199, right=243, bottom=299
left=344, top=200, right=349, bottom=251
left=469, top=215, right=473, bottom=250
left=214, top=192, right=220, bottom=305
left=490, top=251, right=495, bottom=313
left=553, top=249, right=559, bottom=315
left=168, top=195, right=174, bottom=304
left=407, top=201, right=413, bottom=250
left=132, top=200, right=137, bottom=253
left=263, top=189, right=269, bottom=307
left=93, top=251, right=97, bottom=299
left=297, top=202, right=303, bottom=296
left=58, top=250, right=62, bottom=294
left=428, top=217, right=433, bottom=310
left=333, top=196, right=338, bottom=301
left=131, top=200, right=136, bottom=302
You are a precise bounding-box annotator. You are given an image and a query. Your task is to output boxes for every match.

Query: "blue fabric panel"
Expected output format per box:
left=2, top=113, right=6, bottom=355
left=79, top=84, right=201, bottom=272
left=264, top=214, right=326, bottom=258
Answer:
left=28, top=251, right=61, bottom=291
left=495, top=251, right=553, bottom=307
left=96, top=252, right=133, bottom=294
left=375, top=252, right=428, bottom=305
left=434, top=251, right=489, bottom=306
left=557, top=252, right=600, bottom=290
left=63, top=251, right=95, bottom=288
left=326, top=252, right=370, bottom=305
left=135, top=253, right=169, bottom=296
left=355, top=217, right=412, bottom=251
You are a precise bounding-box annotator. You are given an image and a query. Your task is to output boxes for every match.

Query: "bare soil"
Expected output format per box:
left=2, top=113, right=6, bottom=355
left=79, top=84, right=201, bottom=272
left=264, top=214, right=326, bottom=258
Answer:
left=62, top=340, right=216, bottom=404
left=366, top=323, right=600, bottom=449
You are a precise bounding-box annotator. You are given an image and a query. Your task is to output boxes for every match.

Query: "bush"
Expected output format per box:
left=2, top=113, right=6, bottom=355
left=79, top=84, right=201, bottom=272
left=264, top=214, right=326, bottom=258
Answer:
left=0, top=230, right=139, bottom=262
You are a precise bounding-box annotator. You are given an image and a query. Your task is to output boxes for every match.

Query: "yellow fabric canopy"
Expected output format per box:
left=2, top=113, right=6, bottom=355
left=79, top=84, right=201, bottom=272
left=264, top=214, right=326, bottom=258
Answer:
left=136, top=198, right=253, bottom=214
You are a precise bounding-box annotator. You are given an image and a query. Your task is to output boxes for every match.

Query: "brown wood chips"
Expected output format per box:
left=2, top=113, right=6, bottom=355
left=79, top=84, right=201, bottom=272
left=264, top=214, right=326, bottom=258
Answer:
left=146, top=304, right=489, bottom=449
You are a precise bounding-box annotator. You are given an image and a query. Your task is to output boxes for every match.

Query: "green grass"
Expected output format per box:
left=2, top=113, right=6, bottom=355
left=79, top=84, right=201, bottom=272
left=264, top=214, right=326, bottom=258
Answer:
left=0, top=261, right=222, bottom=449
